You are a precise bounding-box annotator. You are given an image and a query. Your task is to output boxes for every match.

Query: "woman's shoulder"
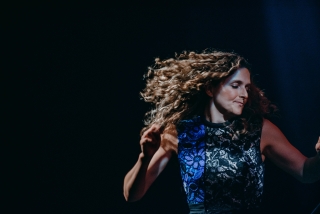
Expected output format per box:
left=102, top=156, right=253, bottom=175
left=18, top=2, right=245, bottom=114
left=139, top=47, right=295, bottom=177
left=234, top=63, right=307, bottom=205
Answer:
left=177, top=116, right=203, bottom=127
left=261, top=118, right=277, bottom=131
left=178, top=115, right=202, bottom=124
left=176, top=116, right=206, bottom=141
left=176, top=116, right=205, bottom=133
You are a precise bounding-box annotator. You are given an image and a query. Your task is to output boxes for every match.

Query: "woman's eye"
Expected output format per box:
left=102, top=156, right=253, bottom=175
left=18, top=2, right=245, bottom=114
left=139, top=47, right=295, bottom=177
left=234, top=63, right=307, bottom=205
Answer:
left=231, top=85, right=238, bottom=89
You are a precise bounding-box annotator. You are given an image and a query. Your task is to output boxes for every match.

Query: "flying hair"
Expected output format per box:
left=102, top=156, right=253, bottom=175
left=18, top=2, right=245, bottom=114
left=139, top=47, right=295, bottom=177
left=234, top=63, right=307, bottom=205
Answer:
left=140, top=50, right=277, bottom=137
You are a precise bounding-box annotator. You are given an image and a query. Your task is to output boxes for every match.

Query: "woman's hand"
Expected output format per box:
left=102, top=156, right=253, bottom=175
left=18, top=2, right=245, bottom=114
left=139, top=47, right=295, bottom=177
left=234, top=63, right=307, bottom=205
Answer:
left=124, top=124, right=174, bottom=201
left=140, top=124, right=163, bottom=159
left=315, top=137, right=320, bottom=154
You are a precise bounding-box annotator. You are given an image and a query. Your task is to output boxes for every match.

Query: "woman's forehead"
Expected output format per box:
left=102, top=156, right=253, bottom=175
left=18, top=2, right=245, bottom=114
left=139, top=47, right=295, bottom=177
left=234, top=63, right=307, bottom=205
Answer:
left=223, top=68, right=251, bottom=84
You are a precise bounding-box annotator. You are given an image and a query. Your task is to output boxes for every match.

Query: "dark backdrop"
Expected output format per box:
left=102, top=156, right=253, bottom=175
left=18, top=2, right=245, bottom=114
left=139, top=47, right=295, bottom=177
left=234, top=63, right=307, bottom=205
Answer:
left=6, top=1, right=320, bottom=213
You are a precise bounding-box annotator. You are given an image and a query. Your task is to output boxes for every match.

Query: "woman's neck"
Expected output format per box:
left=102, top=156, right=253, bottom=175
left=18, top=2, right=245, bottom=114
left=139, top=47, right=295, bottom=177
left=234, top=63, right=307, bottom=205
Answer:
left=205, top=100, right=232, bottom=123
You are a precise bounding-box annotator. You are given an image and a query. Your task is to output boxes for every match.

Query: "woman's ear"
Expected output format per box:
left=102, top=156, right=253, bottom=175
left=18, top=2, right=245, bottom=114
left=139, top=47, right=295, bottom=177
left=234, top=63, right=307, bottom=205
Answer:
left=205, top=85, right=214, bottom=98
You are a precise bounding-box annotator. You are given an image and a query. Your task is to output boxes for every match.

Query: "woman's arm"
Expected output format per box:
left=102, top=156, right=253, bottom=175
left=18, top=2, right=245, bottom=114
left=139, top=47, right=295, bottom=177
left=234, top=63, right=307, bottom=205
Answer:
left=261, top=119, right=320, bottom=183
left=303, top=137, right=320, bottom=182
left=123, top=125, right=178, bottom=202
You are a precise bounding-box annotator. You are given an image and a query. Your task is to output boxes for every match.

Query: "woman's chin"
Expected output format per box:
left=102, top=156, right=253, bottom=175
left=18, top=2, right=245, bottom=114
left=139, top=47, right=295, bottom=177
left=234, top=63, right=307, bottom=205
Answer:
left=231, top=110, right=243, bottom=117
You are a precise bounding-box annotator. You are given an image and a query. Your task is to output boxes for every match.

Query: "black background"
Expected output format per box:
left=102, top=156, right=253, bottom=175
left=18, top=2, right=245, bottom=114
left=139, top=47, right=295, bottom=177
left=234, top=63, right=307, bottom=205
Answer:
left=5, top=1, right=320, bottom=213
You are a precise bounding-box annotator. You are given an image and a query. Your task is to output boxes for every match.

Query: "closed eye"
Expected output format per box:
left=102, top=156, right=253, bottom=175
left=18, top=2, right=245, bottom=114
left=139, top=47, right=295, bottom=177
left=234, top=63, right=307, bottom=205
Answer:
left=231, top=84, right=251, bottom=92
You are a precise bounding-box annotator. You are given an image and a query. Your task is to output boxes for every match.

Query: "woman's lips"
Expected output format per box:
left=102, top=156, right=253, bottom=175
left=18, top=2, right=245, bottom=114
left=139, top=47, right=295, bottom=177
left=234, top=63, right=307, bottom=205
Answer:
left=234, top=101, right=244, bottom=106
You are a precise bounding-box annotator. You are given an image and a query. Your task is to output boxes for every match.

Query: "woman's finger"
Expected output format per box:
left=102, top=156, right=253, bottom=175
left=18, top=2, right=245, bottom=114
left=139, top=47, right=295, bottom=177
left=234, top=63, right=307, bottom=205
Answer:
left=149, top=124, right=163, bottom=134
left=315, top=137, right=320, bottom=152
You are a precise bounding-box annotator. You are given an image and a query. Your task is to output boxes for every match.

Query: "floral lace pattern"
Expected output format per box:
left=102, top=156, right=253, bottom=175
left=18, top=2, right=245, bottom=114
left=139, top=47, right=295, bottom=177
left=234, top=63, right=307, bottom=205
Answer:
left=177, top=117, right=206, bottom=204
left=177, top=116, right=264, bottom=212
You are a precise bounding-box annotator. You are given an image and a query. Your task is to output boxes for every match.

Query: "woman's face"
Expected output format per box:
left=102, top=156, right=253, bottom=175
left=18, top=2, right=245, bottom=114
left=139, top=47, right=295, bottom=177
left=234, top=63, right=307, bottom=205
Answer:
left=207, top=67, right=251, bottom=119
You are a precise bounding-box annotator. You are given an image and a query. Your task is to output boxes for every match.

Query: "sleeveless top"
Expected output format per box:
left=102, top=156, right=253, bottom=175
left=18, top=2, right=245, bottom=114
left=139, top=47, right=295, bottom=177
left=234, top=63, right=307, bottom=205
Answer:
left=177, top=116, right=264, bottom=213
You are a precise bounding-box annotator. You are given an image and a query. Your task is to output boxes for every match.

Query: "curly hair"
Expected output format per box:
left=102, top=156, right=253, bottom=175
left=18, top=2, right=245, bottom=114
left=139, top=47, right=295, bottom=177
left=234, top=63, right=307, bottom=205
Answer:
left=140, top=50, right=276, bottom=137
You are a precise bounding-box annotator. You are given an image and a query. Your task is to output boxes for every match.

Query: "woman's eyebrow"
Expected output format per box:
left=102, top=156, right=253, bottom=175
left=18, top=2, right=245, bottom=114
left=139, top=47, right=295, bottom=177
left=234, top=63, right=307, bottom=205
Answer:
left=230, top=80, right=251, bottom=85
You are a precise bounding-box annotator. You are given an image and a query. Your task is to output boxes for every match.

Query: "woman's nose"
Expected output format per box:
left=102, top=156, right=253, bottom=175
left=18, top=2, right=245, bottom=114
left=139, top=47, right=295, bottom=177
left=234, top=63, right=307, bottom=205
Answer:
left=240, top=87, right=248, bottom=98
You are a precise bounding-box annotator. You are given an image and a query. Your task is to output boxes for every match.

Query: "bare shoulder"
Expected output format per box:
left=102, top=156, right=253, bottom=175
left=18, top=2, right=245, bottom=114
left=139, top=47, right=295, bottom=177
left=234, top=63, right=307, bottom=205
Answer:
left=261, top=119, right=292, bottom=152
left=260, top=119, right=279, bottom=161
left=261, top=118, right=285, bottom=149
left=262, top=118, right=279, bottom=133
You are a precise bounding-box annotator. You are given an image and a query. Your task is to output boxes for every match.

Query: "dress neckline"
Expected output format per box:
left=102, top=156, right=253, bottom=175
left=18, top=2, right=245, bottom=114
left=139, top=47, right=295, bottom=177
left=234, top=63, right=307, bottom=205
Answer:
left=200, top=115, right=232, bottom=128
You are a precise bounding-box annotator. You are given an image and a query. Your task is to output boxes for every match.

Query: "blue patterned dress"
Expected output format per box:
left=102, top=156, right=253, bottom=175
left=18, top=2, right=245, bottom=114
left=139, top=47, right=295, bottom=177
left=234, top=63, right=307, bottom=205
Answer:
left=177, top=116, right=264, bottom=213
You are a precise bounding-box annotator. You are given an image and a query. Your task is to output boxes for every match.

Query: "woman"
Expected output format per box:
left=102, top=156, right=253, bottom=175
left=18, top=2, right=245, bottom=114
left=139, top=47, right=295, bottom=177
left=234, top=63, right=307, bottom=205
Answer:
left=123, top=50, right=320, bottom=213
